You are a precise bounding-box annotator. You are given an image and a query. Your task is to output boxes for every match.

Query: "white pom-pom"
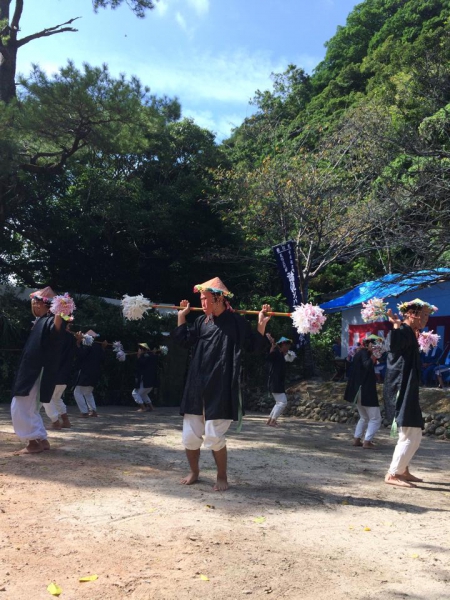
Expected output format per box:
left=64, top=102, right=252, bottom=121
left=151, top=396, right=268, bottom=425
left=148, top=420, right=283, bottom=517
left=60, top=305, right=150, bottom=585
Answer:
left=82, top=334, right=94, bottom=346
left=291, top=303, right=327, bottom=335
left=284, top=350, right=296, bottom=363
left=121, top=294, right=152, bottom=321
left=159, top=345, right=168, bottom=356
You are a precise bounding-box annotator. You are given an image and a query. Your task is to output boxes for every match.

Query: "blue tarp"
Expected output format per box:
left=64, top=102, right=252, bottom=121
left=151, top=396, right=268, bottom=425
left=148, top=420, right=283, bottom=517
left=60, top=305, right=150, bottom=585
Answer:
left=320, top=269, right=450, bottom=314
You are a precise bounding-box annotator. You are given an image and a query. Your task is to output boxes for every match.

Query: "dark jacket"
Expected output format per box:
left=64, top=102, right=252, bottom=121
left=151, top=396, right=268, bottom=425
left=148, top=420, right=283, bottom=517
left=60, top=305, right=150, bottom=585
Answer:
left=267, top=347, right=287, bottom=394
left=55, top=330, right=77, bottom=386
left=135, top=352, right=158, bottom=388
left=75, top=343, right=104, bottom=387
left=172, top=310, right=266, bottom=421
left=12, top=315, right=65, bottom=404
left=344, top=348, right=378, bottom=407
left=383, top=324, right=423, bottom=428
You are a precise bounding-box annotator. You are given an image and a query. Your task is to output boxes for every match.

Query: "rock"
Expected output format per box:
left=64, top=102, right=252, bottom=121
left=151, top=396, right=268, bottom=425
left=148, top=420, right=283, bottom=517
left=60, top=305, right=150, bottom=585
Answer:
left=435, top=426, right=446, bottom=436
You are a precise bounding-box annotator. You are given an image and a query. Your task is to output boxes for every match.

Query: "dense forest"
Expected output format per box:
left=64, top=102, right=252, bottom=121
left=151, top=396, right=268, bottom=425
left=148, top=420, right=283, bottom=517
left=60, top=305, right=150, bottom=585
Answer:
left=1, top=0, right=450, bottom=395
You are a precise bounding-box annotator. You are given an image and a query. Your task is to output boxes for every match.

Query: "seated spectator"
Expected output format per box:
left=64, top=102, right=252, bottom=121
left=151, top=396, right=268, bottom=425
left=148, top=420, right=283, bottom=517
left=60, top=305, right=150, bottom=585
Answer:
left=434, top=351, right=450, bottom=388
left=332, top=337, right=342, bottom=358
left=421, top=345, right=443, bottom=386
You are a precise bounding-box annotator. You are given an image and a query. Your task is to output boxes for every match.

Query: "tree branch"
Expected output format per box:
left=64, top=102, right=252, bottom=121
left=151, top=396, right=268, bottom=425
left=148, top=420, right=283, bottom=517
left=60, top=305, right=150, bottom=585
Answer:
left=17, top=17, right=80, bottom=48
left=11, top=0, right=23, bottom=30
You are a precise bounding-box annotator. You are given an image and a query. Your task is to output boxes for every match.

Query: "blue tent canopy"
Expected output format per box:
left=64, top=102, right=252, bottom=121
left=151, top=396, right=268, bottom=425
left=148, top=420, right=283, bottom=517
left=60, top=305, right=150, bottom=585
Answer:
left=320, top=269, right=450, bottom=314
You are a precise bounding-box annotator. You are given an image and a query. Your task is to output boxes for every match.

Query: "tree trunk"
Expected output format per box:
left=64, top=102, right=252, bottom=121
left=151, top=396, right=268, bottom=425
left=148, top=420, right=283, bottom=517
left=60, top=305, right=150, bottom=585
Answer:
left=0, top=43, right=18, bottom=103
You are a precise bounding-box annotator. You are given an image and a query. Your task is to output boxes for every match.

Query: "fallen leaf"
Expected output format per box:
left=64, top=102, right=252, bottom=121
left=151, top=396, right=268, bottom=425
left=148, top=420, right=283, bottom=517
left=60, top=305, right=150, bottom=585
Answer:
left=364, top=527, right=371, bottom=532
left=253, top=517, right=266, bottom=524
left=199, top=574, right=209, bottom=581
left=79, top=574, right=98, bottom=582
left=47, top=582, right=62, bottom=596
left=341, top=500, right=349, bottom=505
left=349, top=525, right=354, bottom=530
left=147, top=508, right=157, bottom=513
left=205, top=505, right=215, bottom=509
left=411, top=554, right=419, bottom=559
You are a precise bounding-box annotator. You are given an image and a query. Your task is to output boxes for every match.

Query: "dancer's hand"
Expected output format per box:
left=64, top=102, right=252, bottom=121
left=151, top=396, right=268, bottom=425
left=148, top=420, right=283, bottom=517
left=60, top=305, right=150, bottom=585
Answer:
left=387, top=308, right=402, bottom=329
left=179, top=299, right=191, bottom=316
left=178, top=300, right=191, bottom=326
left=258, top=304, right=272, bottom=334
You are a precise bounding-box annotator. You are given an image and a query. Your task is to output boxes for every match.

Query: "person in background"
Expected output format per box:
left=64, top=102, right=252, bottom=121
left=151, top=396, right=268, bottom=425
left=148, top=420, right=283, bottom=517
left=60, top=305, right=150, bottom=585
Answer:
left=344, top=334, right=382, bottom=449
left=421, top=345, right=443, bottom=386
left=132, top=343, right=158, bottom=412
left=73, top=330, right=107, bottom=417
left=266, top=335, right=293, bottom=427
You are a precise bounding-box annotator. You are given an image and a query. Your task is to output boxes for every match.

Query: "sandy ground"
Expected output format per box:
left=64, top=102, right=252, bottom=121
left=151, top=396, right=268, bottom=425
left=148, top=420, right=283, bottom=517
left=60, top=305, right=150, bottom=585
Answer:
left=1, top=405, right=450, bottom=600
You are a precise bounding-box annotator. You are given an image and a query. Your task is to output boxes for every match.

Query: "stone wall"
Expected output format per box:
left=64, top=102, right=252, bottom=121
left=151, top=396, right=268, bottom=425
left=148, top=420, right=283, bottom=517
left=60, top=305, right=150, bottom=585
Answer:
left=245, top=381, right=450, bottom=439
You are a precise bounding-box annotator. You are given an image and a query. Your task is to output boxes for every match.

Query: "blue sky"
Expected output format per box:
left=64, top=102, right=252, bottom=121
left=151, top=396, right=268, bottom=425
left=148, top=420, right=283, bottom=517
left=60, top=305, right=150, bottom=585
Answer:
left=17, top=0, right=360, bottom=140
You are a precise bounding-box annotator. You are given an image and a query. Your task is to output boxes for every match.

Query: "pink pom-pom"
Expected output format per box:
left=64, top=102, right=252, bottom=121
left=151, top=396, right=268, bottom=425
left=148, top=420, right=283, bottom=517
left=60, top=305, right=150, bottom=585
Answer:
left=50, top=293, right=76, bottom=318
left=291, top=303, right=327, bottom=335
left=360, top=298, right=388, bottom=323
left=418, top=331, right=440, bottom=354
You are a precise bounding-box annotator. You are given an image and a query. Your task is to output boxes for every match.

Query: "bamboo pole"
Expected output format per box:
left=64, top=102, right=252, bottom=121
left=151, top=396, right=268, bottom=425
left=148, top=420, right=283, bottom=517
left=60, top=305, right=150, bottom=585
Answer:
left=149, top=304, right=292, bottom=317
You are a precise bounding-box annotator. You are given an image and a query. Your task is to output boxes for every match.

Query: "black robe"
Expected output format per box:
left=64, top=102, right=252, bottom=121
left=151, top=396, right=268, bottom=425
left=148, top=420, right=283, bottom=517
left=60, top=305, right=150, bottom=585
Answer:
left=344, top=348, right=378, bottom=407
left=135, top=352, right=158, bottom=388
left=267, top=347, right=287, bottom=394
left=172, top=310, right=266, bottom=421
left=383, top=324, right=423, bottom=428
left=55, top=330, right=77, bottom=386
left=74, top=343, right=104, bottom=387
left=12, top=315, right=65, bottom=404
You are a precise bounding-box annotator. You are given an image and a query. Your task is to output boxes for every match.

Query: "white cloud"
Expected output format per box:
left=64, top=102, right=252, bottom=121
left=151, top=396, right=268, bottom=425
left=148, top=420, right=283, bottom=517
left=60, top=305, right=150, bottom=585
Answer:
left=129, top=48, right=320, bottom=106
left=155, top=0, right=169, bottom=16
left=183, top=108, right=247, bottom=140
left=186, top=0, right=210, bottom=17
left=175, top=11, right=188, bottom=30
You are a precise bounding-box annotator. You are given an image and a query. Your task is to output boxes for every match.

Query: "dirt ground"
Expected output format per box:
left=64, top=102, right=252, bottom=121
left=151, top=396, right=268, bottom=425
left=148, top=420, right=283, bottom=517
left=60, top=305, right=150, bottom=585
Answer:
left=1, top=405, right=450, bottom=600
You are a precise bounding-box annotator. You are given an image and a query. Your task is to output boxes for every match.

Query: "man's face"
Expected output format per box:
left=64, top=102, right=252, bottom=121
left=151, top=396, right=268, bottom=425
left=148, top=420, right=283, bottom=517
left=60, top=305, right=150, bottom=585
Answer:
left=200, top=292, right=214, bottom=314
left=31, top=297, right=50, bottom=318
left=419, top=309, right=431, bottom=329
left=280, top=342, right=292, bottom=355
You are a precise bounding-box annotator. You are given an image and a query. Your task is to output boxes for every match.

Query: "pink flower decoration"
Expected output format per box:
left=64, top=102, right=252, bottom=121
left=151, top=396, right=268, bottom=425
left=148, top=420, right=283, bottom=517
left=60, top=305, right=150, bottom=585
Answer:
left=50, top=293, right=76, bottom=318
left=418, top=331, right=440, bottom=354
left=361, top=298, right=388, bottom=323
left=291, top=303, right=327, bottom=335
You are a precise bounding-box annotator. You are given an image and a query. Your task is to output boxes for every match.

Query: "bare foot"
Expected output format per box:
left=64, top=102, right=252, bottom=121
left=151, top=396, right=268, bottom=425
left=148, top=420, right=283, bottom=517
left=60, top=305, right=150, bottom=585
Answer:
left=353, top=438, right=363, bottom=447
left=146, top=404, right=154, bottom=412
left=384, top=473, right=416, bottom=488
left=40, top=439, right=51, bottom=451
left=266, top=418, right=272, bottom=426
left=14, top=440, right=43, bottom=455
left=363, top=441, right=376, bottom=449
left=269, top=421, right=279, bottom=428
left=399, top=470, right=423, bottom=482
left=180, top=471, right=199, bottom=485
left=214, top=477, right=229, bottom=491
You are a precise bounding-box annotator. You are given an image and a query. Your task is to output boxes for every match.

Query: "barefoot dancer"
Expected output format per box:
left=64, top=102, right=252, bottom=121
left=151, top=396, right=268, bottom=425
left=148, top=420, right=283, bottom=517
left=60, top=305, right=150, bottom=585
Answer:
left=11, top=287, right=65, bottom=454
left=266, top=336, right=292, bottom=428
left=172, top=277, right=271, bottom=491
left=41, top=323, right=76, bottom=429
left=344, top=335, right=382, bottom=449
left=384, top=299, right=437, bottom=488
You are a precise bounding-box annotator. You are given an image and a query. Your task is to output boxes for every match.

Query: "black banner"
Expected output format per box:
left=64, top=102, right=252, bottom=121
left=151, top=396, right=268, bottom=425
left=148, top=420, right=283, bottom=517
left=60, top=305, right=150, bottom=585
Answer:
left=272, top=241, right=301, bottom=310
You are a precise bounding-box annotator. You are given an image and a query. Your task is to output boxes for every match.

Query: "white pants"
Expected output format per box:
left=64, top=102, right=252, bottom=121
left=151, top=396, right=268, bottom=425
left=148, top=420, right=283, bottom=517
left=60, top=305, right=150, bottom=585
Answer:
left=182, top=414, right=232, bottom=452
left=269, top=393, right=288, bottom=421
left=11, top=378, right=47, bottom=442
left=132, top=386, right=153, bottom=406
left=388, top=427, right=422, bottom=476
left=354, top=400, right=382, bottom=442
left=74, top=385, right=96, bottom=413
left=42, top=384, right=67, bottom=422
